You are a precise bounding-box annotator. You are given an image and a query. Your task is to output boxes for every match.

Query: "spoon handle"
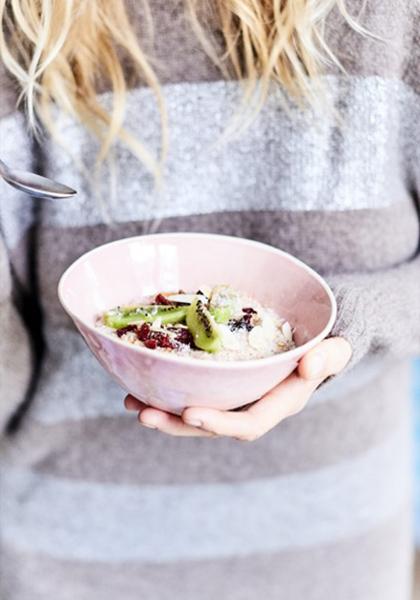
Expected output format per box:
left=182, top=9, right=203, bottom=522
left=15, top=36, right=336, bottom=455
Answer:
left=0, top=159, right=8, bottom=177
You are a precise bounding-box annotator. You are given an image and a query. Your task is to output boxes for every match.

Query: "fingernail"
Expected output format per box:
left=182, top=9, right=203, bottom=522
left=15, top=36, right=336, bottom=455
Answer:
left=141, top=421, right=157, bottom=429
left=184, top=418, right=203, bottom=428
left=308, top=352, right=326, bottom=378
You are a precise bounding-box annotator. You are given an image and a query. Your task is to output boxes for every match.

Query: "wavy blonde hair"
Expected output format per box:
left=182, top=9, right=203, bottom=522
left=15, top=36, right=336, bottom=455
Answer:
left=0, top=0, right=369, bottom=176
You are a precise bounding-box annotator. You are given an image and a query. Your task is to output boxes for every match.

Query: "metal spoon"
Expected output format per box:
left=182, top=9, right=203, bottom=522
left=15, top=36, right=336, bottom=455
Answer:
left=0, top=159, right=76, bottom=199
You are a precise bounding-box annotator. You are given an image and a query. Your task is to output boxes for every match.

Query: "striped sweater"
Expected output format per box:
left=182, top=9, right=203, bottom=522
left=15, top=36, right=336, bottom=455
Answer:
left=1, top=1, right=420, bottom=598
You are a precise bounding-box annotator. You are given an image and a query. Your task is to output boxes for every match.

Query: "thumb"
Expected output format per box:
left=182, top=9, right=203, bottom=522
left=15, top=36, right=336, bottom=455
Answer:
left=297, top=337, right=352, bottom=382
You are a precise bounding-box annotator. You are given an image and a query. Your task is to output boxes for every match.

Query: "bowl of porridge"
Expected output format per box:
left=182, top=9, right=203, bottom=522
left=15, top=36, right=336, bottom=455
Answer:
left=58, top=233, right=336, bottom=413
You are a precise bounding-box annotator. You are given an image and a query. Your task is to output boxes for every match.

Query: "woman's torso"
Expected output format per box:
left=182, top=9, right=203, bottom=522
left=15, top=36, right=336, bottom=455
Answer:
left=0, top=1, right=418, bottom=598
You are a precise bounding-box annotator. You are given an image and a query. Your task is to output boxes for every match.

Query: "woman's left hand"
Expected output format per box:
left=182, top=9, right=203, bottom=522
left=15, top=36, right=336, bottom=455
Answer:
left=124, top=337, right=352, bottom=440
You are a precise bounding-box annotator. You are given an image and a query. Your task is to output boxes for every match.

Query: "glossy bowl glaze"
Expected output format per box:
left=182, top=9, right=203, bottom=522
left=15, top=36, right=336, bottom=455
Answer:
left=58, top=233, right=336, bottom=413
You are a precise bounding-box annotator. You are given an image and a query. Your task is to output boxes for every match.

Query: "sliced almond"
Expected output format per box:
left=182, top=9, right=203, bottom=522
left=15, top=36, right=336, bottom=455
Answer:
left=261, top=315, right=277, bottom=338
left=248, top=326, right=268, bottom=351
left=165, top=293, right=199, bottom=305
left=151, top=317, right=162, bottom=331
left=219, top=326, right=242, bottom=350
left=281, top=321, right=292, bottom=340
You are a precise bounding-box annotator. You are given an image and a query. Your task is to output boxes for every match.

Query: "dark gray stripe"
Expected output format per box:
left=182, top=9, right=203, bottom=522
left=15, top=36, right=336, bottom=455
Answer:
left=2, top=359, right=410, bottom=484
left=0, top=510, right=412, bottom=600
left=36, top=201, right=419, bottom=329
left=0, top=425, right=410, bottom=562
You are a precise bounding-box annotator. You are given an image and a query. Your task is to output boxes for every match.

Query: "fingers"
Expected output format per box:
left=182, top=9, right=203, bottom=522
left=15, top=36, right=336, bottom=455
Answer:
left=124, top=395, right=214, bottom=437
left=183, top=371, right=307, bottom=441
left=139, top=407, right=215, bottom=437
left=183, top=337, right=352, bottom=441
left=124, top=395, right=147, bottom=411
left=183, top=405, right=264, bottom=441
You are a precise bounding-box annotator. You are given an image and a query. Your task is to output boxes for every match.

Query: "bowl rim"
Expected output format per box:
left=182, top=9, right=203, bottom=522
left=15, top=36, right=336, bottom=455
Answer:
left=58, top=232, right=337, bottom=371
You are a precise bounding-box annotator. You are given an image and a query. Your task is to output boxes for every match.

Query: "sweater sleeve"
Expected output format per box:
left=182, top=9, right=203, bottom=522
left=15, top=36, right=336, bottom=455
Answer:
left=0, top=65, right=35, bottom=431
left=0, top=235, right=33, bottom=430
left=328, top=248, right=420, bottom=369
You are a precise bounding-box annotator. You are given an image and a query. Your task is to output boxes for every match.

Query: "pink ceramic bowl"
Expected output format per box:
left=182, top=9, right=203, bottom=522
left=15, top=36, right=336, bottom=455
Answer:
left=58, top=233, right=336, bottom=414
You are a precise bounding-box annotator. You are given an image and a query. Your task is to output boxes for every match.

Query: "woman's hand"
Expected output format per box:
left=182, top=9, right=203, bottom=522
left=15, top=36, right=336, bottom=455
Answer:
left=124, top=337, right=352, bottom=441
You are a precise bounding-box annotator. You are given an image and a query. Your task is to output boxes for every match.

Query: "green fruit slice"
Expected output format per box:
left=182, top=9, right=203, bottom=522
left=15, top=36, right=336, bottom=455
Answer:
left=209, top=305, right=233, bottom=325
left=209, top=285, right=237, bottom=324
left=186, top=298, right=222, bottom=353
left=103, top=305, right=187, bottom=329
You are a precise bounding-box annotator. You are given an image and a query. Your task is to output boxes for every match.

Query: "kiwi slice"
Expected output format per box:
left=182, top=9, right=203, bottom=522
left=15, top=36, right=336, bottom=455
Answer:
left=209, top=285, right=237, bottom=324
left=209, top=305, right=233, bottom=325
left=186, top=298, right=222, bottom=353
left=104, top=305, right=187, bottom=329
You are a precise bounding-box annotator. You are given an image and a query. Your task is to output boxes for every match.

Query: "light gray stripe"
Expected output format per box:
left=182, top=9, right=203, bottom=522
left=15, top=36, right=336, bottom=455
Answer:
left=1, top=426, right=410, bottom=562
left=0, top=112, right=34, bottom=249
left=31, top=326, right=385, bottom=424
left=38, top=75, right=417, bottom=229
left=33, top=327, right=127, bottom=424
left=0, top=511, right=412, bottom=600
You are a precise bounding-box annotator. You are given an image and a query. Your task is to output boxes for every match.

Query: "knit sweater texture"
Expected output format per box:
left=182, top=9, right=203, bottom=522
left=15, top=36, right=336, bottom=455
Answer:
left=0, top=1, right=419, bottom=598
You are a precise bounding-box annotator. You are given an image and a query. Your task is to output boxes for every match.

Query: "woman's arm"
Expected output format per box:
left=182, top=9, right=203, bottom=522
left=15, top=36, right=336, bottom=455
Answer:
left=0, top=63, right=36, bottom=431
left=0, top=235, right=33, bottom=431
left=329, top=252, right=420, bottom=368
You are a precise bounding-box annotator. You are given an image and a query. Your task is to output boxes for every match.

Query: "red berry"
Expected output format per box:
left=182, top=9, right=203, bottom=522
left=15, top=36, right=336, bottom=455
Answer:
left=156, top=333, right=174, bottom=349
left=242, top=307, right=257, bottom=314
left=137, top=323, right=151, bottom=341
left=144, top=338, right=157, bottom=349
left=116, top=325, right=138, bottom=337
left=176, top=329, right=194, bottom=347
left=154, top=293, right=173, bottom=305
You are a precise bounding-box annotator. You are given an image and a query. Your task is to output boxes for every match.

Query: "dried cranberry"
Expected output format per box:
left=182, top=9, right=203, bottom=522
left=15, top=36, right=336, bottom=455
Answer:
left=144, top=338, right=157, bottom=349
left=152, top=332, right=174, bottom=349
left=161, top=335, right=174, bottom=349
left=242, top=307, right=257, bottom=314
left=175, top=328, right=195, bottom=347
left=137, top=323, right=151, bottom=341
left=116, top=324, right=138, bottom=338
left=154, top=293, right=173, bottom=305
left=166, top=327, right=195, bottom=347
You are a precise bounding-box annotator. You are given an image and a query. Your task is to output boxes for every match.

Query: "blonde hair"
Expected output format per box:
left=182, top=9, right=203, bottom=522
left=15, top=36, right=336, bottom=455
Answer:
left=0, top=0, right=370, bottom=174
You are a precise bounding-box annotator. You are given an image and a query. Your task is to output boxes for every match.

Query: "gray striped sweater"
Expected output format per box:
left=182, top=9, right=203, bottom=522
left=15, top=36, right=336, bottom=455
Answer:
left=1, top=1, right=419, bottom=598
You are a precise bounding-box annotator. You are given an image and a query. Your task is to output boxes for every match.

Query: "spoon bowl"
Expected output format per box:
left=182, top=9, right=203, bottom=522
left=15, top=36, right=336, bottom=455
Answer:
left=0, top=159, right=76, bottom=199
